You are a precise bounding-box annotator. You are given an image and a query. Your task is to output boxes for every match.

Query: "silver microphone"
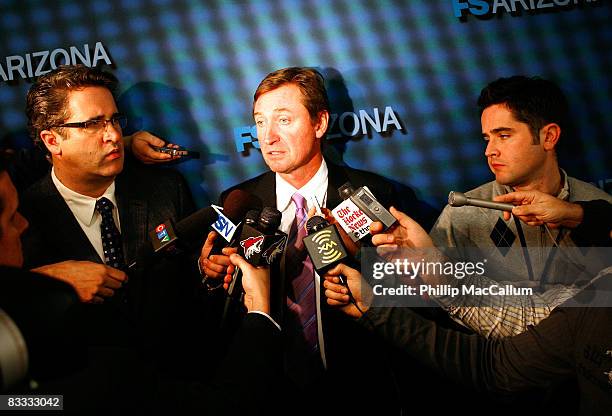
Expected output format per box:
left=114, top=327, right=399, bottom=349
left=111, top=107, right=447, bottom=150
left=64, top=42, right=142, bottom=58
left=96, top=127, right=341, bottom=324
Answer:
left=448, top=191, right=515, bottom=212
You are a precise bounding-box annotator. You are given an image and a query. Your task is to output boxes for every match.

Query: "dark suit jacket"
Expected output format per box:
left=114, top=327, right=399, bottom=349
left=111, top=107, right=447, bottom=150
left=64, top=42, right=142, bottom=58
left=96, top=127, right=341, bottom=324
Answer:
left=174, top=312, right=283, bottom=415
left=20, top=163, right=195, bottom=270
left=1, top=266, right=283, bottom=414
left=219, top=161, right=411, bottom=413
left=19, top=164, right=201, bottom=374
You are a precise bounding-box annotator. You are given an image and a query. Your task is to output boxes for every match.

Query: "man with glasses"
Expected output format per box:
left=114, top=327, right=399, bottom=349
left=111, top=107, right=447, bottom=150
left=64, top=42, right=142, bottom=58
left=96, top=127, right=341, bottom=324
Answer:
left=17, top=65, right=200, bottom=394
left=21, top=64, right=195, bottom=291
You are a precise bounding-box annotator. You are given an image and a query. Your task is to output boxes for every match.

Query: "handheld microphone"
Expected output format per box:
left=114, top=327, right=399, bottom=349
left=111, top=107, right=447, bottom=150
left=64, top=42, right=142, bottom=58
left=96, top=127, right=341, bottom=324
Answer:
left=129, top=206, right=219, bottom=270
left=223, top=208, right=286, bottom=326
left=332, top=182, right=396, bottom=242
left=303, top=216, right=362, bottom=311
left=303, top=216, right=349, bottom=273
left=152, top=146, right=200, bottom=159
left=207, top=190, right=264, bottom=258
left=448, top=191, right=514, bottom=212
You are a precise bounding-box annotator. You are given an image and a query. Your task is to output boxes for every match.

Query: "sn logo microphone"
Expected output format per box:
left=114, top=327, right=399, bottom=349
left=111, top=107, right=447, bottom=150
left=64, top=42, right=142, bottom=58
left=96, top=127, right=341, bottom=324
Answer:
left=304, top=216, right=349, bottom=272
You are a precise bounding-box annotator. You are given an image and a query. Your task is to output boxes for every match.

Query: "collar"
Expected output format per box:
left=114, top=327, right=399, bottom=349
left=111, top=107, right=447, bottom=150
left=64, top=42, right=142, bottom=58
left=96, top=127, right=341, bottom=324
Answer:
left=51, top=167, right=118, bottom=226
left=275, top=159, right=328, bottom=211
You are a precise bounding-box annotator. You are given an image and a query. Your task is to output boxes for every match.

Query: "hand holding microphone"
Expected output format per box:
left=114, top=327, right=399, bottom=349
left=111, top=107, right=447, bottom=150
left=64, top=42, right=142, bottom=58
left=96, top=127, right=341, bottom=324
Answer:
left=331, top=182, right=396, bottom=246
left=448, top=191, right=515, bottom=212
left=323, top=263, right=368, bottom=319
left=223, top=207, right=286, bottom=325
left=494, top=190, right=585, bottom=228
left=199, top=190, right=263, bottom=280
left=302, top=215, right=364, bottom=315
left=228, top=253, right=271, bottom=314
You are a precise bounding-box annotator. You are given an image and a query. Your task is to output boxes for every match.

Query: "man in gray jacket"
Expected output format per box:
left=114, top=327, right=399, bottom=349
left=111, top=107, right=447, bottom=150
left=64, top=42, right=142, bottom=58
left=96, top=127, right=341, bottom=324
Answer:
left=429, top=76, right=612, bottom=338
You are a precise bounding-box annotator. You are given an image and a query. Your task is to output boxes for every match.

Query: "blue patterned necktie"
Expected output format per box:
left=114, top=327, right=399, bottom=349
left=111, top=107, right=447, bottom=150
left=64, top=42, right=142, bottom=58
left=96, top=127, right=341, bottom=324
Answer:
left=95, top=197, right=126, bottom=270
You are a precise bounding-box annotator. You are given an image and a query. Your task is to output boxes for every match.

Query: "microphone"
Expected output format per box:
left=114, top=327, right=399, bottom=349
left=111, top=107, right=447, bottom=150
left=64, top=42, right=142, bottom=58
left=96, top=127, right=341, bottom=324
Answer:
left=303, top=216, right=349, bottom=273
left=303, top=216, right=361, bottom=310
left=448, top=191, right=514, bottom=212
left=228, top=207, right=285, bottom=296
left=152, top=146, right=200, bottom=159
left=332, top=182, right=396, bottom=242
left=130, top=190, right=263, bottom=270
left=129, top=206, right=219, bottom=270
left=223, top=207, right=286, bottom=326
left=207, top=190, right=264, bottom=257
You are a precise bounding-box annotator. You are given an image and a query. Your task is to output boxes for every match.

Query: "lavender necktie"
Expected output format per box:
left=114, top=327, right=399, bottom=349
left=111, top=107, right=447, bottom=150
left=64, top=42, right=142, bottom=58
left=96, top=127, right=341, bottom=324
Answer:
left=286, top=192, right=318, bottom=354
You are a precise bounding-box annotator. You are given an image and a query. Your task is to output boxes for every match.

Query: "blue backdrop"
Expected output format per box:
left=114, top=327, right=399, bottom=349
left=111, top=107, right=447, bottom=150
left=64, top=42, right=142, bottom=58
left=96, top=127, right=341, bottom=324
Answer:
left=1, top=0, right=610, bottom=210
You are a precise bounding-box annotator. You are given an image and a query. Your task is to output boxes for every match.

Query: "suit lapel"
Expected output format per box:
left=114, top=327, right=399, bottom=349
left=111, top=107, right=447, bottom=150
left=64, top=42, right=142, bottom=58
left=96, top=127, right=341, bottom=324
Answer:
left=115, top=173, right=147, bottom=265
left=252, top=171, right=277, bottom=207
left=326, top=161, right=350, bottom=209
left=39, top=175, right=102, bottom=263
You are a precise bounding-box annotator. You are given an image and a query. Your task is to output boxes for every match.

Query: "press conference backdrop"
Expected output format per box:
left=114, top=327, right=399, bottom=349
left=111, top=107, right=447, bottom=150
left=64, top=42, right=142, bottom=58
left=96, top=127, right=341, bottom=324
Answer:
left=1, top=0, right=610, bottom=209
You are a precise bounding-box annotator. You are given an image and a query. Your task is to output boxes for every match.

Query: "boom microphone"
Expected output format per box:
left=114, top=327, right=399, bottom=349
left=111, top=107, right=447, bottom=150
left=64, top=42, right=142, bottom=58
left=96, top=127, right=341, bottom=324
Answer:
left=448, top=191, right=514, bottom=212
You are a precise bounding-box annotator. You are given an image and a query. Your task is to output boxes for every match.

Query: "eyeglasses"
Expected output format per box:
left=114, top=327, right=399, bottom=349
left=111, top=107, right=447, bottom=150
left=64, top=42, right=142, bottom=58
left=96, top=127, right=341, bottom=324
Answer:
left=55, top=114, right=128, bottom=134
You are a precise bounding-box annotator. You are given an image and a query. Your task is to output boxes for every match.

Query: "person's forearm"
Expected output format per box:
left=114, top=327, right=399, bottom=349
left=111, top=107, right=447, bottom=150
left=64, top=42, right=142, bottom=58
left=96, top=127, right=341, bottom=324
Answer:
left=359, top=306, right=575, bottom=393
left=430, top=273, right=580, bottom=338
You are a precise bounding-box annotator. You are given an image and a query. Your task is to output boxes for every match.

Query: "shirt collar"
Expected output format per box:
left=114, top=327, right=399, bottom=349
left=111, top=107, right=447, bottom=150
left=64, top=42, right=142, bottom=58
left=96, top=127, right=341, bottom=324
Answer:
left=51, top=167, right=118, bottom=226
left=275, top=159, right=328, bottom=211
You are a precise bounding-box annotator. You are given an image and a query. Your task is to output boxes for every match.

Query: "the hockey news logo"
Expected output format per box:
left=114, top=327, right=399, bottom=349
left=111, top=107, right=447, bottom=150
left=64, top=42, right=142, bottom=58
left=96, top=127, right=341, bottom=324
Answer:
left=311, top=230, right=343, bottom=264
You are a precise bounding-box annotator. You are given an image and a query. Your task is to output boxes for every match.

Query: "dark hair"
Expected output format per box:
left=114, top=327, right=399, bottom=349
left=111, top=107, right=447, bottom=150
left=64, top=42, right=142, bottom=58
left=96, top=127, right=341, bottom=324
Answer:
left=25, top=64, right=118, bottom=149
left=253, top=67, right=329, bottom=123
left=477, top=76, right=569, bottom=143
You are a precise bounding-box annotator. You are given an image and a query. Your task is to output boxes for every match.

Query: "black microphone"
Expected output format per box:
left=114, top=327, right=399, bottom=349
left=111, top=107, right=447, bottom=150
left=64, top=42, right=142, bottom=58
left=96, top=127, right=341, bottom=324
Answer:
left=228, top=208, right=284, bottom=297
left=129, top=206, right=219, bottom=270
left=303, top=217, right=362, bottom=311
left=448, top=191, right=514, bottom=212
left=223, top=207, right=286, bottom=326
left=207, top=190, right=263, bottom=258
left=303, top=216, right=350, bottom=273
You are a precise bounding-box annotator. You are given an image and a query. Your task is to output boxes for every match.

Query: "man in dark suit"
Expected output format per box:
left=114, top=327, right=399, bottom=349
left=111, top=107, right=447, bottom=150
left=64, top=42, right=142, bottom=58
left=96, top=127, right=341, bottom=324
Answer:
left=200, top=67, right=412, bottom=414
left=0, top=154, right=283, bottom=414
left=16, top=65, right=205, bottom=398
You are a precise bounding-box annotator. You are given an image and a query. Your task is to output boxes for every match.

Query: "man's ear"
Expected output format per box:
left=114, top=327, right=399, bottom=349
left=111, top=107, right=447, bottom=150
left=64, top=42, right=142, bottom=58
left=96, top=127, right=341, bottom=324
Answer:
left=315, top=111, right=329, bottom=140
left=540, top=123, right=561, bottom=151
left=39, top=129, right=63, bottom=156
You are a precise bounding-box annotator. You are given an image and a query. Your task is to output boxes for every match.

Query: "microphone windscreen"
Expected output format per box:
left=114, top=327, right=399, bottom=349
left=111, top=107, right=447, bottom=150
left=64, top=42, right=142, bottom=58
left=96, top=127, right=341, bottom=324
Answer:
left=223, top=190, right=263, bottom=222
left=175, top=206, right=219, bottom=244
left=448, top=191, right=468, bottom=207
left=306, top=215, right=328, bottom=234
left=258, top=207, right=282, bottom=233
